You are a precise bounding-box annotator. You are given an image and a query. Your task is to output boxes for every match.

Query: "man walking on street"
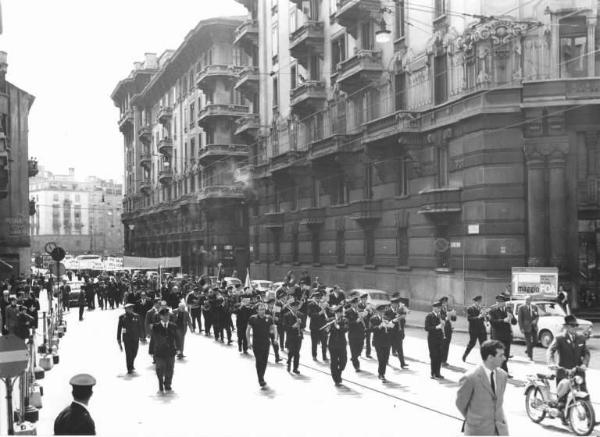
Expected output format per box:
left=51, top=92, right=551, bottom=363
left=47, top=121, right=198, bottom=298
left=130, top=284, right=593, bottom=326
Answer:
left=463, top=296, right=487, bottom=362
left=151, top=308, right=181, bottom=393
left=456, top=340, right=509, bottom=435
left=488, top=295, right=517, bottom=376
left=117, top=303, right=141, bottom=374
left=390, top=294, right=409, bottom=369
left=370, top=304, right=392, bottom=382
left=346, top=297, right=365, bottom=372
left=425, top=301, right=445, bottom=379
left=283, top=300, right=305, bottom=374
left=517, top=295, right=539, bottom=361
left=328, top=305, right=348, bottom=386
left=439, top=296, right=456, bottom=366
left=246, top=303, right=274, bottom=387
left=78, top=287, right=86, bottom=321
left=307, top=292, right=329, bottom=361
left=173, top=302, right=193, bottom=359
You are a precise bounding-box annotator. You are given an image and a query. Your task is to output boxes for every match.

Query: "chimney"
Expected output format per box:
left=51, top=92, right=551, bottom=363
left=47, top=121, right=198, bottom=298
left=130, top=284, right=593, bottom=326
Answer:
left=144, top=53, right=158, bottom=69
left=133, top=61, right=143, bottom=70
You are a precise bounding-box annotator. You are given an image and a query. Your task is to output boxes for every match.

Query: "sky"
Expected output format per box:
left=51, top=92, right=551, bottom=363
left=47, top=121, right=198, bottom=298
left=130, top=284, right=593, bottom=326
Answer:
left=1, top=0, right=246, bottom=182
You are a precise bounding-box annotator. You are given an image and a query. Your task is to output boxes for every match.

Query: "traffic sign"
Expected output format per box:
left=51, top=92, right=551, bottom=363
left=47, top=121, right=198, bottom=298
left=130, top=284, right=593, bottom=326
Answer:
left=44, top=242, right=57, bottom=255
left=0, top=335, right=28, bottom=378
left=49, top=262, right=66, bottom=278
left=50, top=247, right=66, bottom=262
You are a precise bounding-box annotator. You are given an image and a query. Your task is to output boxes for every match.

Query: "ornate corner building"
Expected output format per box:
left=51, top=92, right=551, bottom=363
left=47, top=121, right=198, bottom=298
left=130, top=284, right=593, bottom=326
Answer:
left=0, top=51, right=35, bottom=279
left=112, top=17, right=254, bottom=277
left=241, top=0, right=600, bottom=314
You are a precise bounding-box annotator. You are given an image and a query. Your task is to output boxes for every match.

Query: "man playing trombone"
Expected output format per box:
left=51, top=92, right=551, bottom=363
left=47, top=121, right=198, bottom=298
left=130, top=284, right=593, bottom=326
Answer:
left=370, top=304, right=393, bottom=382
left=462, top=295, right=488, bottom=362
left=345, top=296, right=366, bottom=372
left=390, top=293, right=409, bottom=369
left=307, top=291, right=330, bottom=361
left=488, top=294, right=517, bottom=376
left=283, top=300, right=305, bottom=374
left=326, top=305, right=348, bottom=386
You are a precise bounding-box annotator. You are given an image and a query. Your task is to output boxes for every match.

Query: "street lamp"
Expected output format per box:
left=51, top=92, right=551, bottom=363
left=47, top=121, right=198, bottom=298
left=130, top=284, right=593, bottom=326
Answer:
left=375, top=17, right=392, bottom=43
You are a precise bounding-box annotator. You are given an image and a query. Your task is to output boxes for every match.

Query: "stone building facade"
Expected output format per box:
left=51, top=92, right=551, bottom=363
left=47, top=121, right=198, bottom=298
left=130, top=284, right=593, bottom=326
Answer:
left=241, top=0, right=600, bottom=312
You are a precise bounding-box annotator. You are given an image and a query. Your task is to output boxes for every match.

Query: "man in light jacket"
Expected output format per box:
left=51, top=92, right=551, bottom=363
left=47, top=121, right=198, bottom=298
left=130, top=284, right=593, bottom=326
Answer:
left=456, top=340, right=509, bottom=436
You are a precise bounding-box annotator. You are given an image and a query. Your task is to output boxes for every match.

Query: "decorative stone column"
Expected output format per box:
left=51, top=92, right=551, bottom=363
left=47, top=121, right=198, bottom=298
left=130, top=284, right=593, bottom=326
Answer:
left=526, top=150, right=547, bottom=266
left=550, top=14, right=560, bottom=79
left=548, top=150, right=567, bottom=269
left=587, top=16, right=597, bottom=77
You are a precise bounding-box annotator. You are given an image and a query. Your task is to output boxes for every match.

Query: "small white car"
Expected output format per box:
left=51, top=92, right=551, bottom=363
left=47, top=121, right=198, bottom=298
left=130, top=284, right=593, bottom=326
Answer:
left=505, top=300, right=593, bottom=348
left=348, top=289, right=391, bottom=308
left=251, top=280, right=273, bottom=293
left=223, top=277, right=242, bottom=288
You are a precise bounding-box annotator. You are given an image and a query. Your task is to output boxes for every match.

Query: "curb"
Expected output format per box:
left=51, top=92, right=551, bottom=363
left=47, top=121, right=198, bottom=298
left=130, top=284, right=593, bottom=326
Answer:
left=405, top=323, right=600, bottom=339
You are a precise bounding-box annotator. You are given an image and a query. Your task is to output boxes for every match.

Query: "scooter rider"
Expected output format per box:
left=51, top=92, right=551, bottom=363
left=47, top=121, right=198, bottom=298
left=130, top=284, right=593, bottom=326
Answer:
left=547, top=315, right=590, bottom=406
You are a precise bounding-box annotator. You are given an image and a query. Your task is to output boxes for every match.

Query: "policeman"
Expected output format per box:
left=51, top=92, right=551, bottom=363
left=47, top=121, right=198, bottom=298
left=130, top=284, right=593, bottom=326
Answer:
left=54, top=374, right=96, bottom=435
left=462, top=295, right=487, bottom=362
left=425, top=301, right=444, bottom=379
left=117, top=303, right=141, bottom=374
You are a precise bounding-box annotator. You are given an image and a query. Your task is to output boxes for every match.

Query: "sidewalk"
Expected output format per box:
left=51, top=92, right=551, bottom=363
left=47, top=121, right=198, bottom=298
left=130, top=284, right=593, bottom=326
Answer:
left=404, top=309, right=600, bottom=338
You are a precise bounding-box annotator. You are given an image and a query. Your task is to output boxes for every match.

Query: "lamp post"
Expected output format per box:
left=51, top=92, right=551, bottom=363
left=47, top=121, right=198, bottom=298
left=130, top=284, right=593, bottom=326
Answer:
left=128, top=223, right=135, bottom=256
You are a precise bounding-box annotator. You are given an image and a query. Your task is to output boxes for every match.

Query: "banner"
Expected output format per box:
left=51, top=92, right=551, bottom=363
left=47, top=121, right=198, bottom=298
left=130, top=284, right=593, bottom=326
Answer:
left=122, top=256, right=181, bottom=269
left=511, top=267, right=558, bottom=299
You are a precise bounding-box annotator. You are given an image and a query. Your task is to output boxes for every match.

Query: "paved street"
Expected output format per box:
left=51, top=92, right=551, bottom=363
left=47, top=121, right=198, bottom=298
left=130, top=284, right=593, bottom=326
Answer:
left=0, top=297, right=593, bottom=436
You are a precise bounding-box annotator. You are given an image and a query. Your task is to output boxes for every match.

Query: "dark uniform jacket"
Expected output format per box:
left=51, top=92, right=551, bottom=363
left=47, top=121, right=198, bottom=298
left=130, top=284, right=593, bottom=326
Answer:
left=370, top=315, right=392, bottom=348
left=466, top=304, right=486, bottom=332
left=488, top=306, right=517, bottom=341
left=328, top=318, right=348, bottom=349
left=307, top=301, right=329, bottom=331
left=54, top=402, right=95, bottom=435
left=283, top=310, right=305, bottom=344
left=117, top=312, right=141, bottom=343
left=151, top=321, right=181, bottom=358
left=345, top=307, right=366, bottom=338
left=424, top=312, right=444, bottom=340
left=233, top=305, right=253, bottom=328
left=15, top=312, right=34, bottom=340
left=548, top=332, right=590, bottom=370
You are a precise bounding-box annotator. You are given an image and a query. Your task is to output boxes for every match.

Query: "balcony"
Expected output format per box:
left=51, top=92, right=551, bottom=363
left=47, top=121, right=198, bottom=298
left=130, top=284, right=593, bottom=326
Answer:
left=417, top=187, right=462, bottom=215
left=159, top=168, right=173, bottom=185
left=197, top=185, right=245, bottom=201
left=196, top=65, right=244, bottom=92
left=290, top=81, right=327, bottom=115
left=158, top=137, right=173, bottom=157
left=197, top=104, right=249, bottom=128
left=234, top=113, right=260, bottom=137
left=28, top=159, right=39, bottom=178
left=335, top=49, right=383, bottom=93
left=264, top=212, right=285, bottom=229
left=335, top=0, right=381, bottom=36
left=234, top=67, right=260, bottom=97
left=289, top=21, right=324, bottom=61
left=270, top=150, right=307, bottom=174
left=138, top=125, right=152, bottom=144
left=140, top=179, right=152, bottom=196
left=140, top=151, right=152, bottom=170
left=198, top=144, right=248, bottom=166
left=348, top=199, right=383, bottom=223
left=300, top=206, right=326, bottom=226
left=158, top=106, right=173, bottom=126
left=234, top=19, right=259, bottom=53
left=118, top=108, right=134, bottom=133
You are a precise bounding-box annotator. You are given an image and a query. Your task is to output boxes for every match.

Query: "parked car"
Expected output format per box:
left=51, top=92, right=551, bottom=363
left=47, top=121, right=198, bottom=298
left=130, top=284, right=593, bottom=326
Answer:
left=223, top=277, right=242, bottom=288
left=251, top=280, right=273, bottom=293
left=347, top=289, right=391, bottom=308
left=505, top=300, right=593, bottom=348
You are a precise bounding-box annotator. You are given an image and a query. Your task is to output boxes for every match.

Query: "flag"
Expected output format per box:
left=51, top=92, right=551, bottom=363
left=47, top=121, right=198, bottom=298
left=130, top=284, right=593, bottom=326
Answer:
left=244, top=268, right=251, bottom=289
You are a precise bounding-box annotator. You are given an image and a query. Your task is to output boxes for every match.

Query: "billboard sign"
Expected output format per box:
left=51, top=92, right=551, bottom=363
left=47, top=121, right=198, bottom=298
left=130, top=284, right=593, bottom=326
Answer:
left=511, top=267, right=558, bottom=299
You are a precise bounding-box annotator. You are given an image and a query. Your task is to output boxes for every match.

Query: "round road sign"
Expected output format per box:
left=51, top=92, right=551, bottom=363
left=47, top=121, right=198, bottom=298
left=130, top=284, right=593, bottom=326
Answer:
left=44, top=242, right=57, bottom=255
left=0, top=335, right=28, bottom=378
left=51, top=247, right=66, bottom=262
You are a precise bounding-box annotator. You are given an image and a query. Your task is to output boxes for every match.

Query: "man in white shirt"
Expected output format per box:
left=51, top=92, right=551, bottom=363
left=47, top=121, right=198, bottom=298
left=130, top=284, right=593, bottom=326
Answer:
left=456, top=340, right=509, bottom=435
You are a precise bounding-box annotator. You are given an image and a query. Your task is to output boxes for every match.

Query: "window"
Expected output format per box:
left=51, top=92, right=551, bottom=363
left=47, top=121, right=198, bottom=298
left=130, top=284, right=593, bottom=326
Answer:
left=271, top=24, right=279, bottom=64
left=434, top=0, right=446, bottom=18
left=290, top=64, right=297, bottom=90
left=360, top=21, right=373, bottom=50
left=292, top=230, right=299, bottom=263
left=364, top=162, right=373, bottom=199
left=435, top=225, right=451, bottom=269
left=309, top=55, right=320, bottom=80
left=307, top=0, right=320, bottom=20
left=75, top=194, right=80, bottom=202
left=254, top=232, right=260, bottom=261
left=395, top=72, right=407, bottom=110
left=434, top=53, right=448, bottom=104
left=311, top=230, right=320, bottom=264
left=397, top=227, right=409, bottom=265
left=365, top=228, right=375, bottom=265
left=331, top=36, right=346, bottom=72
left=336, top=230, right=345, bottom=264
left=290, top=183, right=298, bottom=211
left=397, top=156, right=408, bottom=196
left=437, top=146, right=449, bottom=188
left=312, top=178, right=320, bottom=207
left=205, top=127, right=214, bottom=145
left=331, top=173, right=347, bottom=205
left=395, top=0, right=405, bottom=39
left=272, top=77, right=279, bottom=108
left=560, top=17, right=588, bottom=78
left=53, top=193, right=59, bottom=201
left=189, top=103, right=195, bottom=129
left=273, top=231, right=281, bottom=262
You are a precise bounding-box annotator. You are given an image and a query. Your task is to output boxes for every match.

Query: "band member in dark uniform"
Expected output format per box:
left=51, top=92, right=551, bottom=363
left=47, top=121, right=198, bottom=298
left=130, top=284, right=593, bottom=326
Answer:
left=307, top=291, right=330, bottom=361
left=234, top=297, right=254, bottom=354
left=327, top=305, right=348, bottom=385
left=488, top=294, right=517, bottom=376
left=265, top=298, right=282, bottom=363
left=283, top=300, right=305, bottom=374
left=345, top=297, right=365, bottom=371
left=133, top=292, right=153, bottom=343
left=276, top=292, right=288, bottom=350
left=439, top=296, right=456, bottom=366
left=390, top=294, right=409, bottom=369
left=117, top=303, right=141, bottom=374
left=246, top=303, right=275, bottom=387
left=463, top=295, right=488, bottom=362
left=54, top=374, right=96, bottom=435
left=425, top=301, right=445, bottom=379
left=370, top=304, right=392, bottom=382
left=151, top=308, right=181, bottom=393
left=359, top=293, right=374, bottom=358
